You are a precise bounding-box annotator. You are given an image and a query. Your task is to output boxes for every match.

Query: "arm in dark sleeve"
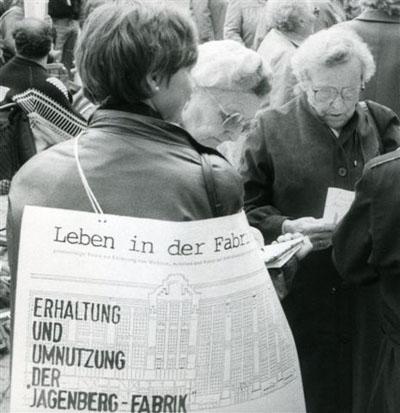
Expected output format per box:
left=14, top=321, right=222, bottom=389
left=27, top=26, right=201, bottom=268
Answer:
left=381, top=114, right=400, bottom=154
left=333, top=166, right=378, bottom=284
left=239, top=115, right=288, bottom=243
left=369, top=101, right=400, bottom=153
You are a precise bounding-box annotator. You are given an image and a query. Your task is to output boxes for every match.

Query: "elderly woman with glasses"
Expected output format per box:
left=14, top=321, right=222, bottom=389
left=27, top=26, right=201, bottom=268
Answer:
left=240, top=26, right=400, bottom=413
left=183, top=39, right=272, bottom=168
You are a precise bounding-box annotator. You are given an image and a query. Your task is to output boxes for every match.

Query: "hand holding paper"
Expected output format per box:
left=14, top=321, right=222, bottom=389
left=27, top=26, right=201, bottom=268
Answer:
left=277, top=233, right=312, bottom=260
left=282, top=217, right=335, bottom=251
left=263, top=234, right=311, bottom=268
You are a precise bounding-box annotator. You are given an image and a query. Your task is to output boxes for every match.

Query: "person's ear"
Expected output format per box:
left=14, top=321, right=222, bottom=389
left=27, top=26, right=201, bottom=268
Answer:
left=146, top=73, right=161, bottom=94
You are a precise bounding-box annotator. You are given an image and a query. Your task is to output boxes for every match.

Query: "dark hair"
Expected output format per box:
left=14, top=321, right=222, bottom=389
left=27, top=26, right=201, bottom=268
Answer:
left=13, top=18, right=53, bottom=59
left=76, top=2, right=198, bottom=105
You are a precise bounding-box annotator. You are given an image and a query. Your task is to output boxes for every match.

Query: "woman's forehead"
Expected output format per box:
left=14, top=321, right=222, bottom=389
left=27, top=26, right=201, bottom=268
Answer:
left=307, top=59, right=362, bottom=86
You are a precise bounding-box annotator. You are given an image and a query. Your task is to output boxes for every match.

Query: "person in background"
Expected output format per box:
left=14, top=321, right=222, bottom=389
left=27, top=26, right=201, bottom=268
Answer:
left=254, top=0, right=341, bottom=51
left=344, top=0, right=362, bottom=17
left=333, top=149, right=400, bottom=413
left=183, top=39, right=271, bottom=168
left=48, top=0, right=82, bottom=78
left=314, top=0, right=347, bottom=31
left=223, top=0, right=267, bottom=49
left=0, top=18, right=86, bottom=152
left=239, top=27, right=400, bottom=412
left=0, top=0, right=23, bottom=64
left=190, top=0, right=227, bottom=43
left=257, top=0, right=317, bottom=108
left=340, top=0, right=400, bottom=117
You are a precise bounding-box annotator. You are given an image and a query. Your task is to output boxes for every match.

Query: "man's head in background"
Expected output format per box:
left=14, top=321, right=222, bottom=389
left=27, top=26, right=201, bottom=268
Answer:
left=13, top=18, right=53, bottom=61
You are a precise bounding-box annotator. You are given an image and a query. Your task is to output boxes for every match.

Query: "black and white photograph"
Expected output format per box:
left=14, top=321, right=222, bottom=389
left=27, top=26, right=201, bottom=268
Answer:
left=0, top=1, right=399, bottom=412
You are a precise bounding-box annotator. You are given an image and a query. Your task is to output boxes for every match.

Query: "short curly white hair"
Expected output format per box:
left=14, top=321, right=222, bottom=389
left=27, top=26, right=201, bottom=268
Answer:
left=361, top=0, right=400, bottom=16
left=292, top=27, right=376, bottom=87
left=265, top=0, right=313, bottom=32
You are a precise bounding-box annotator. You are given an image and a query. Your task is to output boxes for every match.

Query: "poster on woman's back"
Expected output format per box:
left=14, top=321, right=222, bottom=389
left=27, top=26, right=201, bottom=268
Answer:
left=10, top=206, right=305, bottom=413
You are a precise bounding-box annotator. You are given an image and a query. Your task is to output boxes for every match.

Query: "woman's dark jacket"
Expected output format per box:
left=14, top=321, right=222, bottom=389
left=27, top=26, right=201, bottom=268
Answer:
left=240, top=93, right=400, bottom=413
left=8, top=103, right=244, bottom=316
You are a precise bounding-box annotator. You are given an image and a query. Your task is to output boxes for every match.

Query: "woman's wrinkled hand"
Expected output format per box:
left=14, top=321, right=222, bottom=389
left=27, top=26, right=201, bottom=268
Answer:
left=282, top=217, right=336, bottom=251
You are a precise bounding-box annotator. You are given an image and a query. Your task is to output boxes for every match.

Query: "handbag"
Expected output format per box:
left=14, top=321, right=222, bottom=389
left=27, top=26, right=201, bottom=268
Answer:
left=0, top=102, right=37, bottom=187
left=0, top=103, right=19, bottom=182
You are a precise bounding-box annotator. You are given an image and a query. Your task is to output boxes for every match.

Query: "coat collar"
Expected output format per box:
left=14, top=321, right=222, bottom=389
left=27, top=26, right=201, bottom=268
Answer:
left=296, top=94, right=381, bottom=163
left=10, top=55, right=47, bottom=71
left=355, top=9, right=400, bottom=24
left=88, top=107, right=222, bottom=156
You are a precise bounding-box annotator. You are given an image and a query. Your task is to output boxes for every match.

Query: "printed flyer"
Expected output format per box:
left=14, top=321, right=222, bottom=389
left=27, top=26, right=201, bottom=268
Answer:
left=10, top=206, right=305, bottom=412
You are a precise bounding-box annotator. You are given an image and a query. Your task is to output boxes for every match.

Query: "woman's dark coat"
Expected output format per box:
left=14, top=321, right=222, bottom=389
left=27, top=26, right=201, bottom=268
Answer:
left=240, top=94, right=400, bottom=412
left=8, top=104, right=244, bottom=324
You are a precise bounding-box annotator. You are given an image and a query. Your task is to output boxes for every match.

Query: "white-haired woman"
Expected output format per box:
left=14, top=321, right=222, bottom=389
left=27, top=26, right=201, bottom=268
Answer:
left=183, top=39, right=272, bottom=167
left=257, top=0, right=318, bottom=108
left=183, top=39, right=313, bottom=299
left=240, top=27, right=400, bottom=413
left=340, top=0, right=400, bottom=117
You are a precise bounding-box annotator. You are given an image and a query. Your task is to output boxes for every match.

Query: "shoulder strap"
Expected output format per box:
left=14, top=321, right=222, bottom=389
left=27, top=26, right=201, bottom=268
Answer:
left=74, top=133, right=105, bottom=217
left=200, top=153, right=223, bottom=218
left=359, top=100, right=383, bottom=154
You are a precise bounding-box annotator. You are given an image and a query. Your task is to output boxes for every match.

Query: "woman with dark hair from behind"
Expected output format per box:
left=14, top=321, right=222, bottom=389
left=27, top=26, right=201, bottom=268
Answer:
left=7, top=2, right=244, bottom=310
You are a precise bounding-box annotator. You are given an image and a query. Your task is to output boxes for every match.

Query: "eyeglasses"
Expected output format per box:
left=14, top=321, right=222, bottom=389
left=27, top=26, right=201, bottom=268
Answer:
left=193, top=81, right=244, bottom=127
left=312, top=85, right=361, bottom=104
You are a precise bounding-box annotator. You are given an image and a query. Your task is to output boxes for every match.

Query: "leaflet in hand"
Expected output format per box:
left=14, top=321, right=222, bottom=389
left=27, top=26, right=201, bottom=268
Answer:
left=323, top=187, right=355, bottom=224
left=262, top=237, right=305, bottom=268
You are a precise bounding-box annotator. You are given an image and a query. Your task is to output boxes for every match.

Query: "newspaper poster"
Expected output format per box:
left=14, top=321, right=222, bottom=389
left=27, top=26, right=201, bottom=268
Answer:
left=10, top=206, right=305, bottom=413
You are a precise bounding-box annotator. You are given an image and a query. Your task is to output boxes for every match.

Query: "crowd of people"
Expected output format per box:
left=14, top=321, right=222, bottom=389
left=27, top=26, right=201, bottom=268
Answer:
left=0, top=0, right=399, bottom=412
